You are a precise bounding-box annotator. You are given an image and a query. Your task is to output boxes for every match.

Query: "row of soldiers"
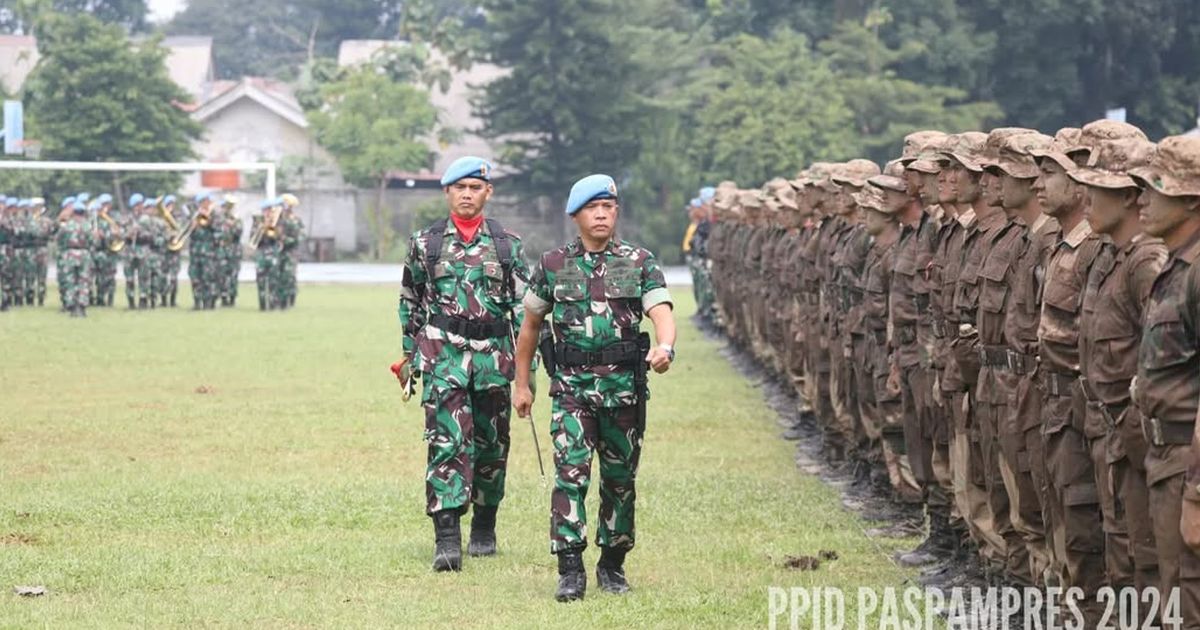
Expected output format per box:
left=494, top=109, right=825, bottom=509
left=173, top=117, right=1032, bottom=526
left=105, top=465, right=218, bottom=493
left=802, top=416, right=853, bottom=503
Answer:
left=0, top=192, right=304, bottom=316
left=694, top=121, right=1200, bottom=623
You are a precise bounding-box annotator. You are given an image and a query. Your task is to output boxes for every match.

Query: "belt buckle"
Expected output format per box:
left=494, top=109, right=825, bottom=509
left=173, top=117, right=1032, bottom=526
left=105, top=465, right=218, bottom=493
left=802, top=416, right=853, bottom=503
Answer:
left=1006, top=350, right=1019, bottom=374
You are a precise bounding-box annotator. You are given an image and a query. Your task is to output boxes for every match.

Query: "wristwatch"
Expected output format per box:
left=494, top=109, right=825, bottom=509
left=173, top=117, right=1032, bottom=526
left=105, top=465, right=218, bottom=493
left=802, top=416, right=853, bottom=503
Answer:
left=659, top=343, right=675, bottom=362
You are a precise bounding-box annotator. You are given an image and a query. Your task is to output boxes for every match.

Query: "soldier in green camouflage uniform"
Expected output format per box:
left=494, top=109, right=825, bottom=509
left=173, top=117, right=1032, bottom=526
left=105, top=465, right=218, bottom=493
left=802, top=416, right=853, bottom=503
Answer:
left=26, top=198, right=54, bottom=306
left=91, top=195, right=121, bottom=307
left=188, top=193, right=220, bottom=309
left=158, top=195, right=184, bottom=307
left=515, top=174, right=676, bottom=602
left=57, top=200, right=98, bottom=317
left=11, top=199, right=35, bottom=306
left=127, top=194, right=167, bottom=308
left=0, top=196, right=17, bottom=309
left=252, top=198, right=283, bottom=310
left=278, top=194, right=304, bottom=309
left=395, top=157, right=529, bottom=572
left=216, top=196, right=243, bottom=307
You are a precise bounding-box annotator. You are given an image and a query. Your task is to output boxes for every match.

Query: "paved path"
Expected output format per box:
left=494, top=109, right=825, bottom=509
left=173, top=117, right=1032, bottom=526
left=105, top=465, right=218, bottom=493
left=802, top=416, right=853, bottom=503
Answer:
left=49, top=263, right=693, bottom=286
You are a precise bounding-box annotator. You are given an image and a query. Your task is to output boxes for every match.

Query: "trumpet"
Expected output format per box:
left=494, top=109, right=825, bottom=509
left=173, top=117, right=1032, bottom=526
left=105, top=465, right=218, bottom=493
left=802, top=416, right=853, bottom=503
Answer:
left=99, top=208, right=125, bottom=253
left=169, top=203, right=209, bottom=252
left=248, top=206, right=281, bottom=249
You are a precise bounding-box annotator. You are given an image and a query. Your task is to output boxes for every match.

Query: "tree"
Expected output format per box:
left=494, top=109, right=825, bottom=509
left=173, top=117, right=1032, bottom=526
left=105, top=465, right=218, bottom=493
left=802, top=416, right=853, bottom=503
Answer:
left=21, top=12, right=202, bottom=196
left=689, top=29, right=860, bottom=186
left=818, top=12, right=1002, bottom=163
left=308, top=68, right=447, bottom=259
left=474, top=0, right=645, bottom=237
left=165, top=0, right=395, bottom=80
left=0, top=0, right=148, bottom=34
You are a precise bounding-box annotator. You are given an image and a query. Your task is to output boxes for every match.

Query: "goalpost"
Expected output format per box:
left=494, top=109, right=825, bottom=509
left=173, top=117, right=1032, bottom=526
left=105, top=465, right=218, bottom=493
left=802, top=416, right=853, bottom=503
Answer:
left=0, top=159, right=279, bottom=200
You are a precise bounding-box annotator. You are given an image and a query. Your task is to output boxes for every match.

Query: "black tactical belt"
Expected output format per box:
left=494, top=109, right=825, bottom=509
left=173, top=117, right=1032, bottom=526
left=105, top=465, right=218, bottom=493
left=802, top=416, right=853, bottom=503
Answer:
left=870, top=329, right=887, bottom=345
left=931, top=319, right=947, bottom=339
left=1006, top=350, right=1036, bottom=375
left=1143, top=416, right=1192, bottom=446
left=556, top=340, right=641, bottom=369
left=913, top=294, right=931, bottom=311
left=135, top=238, right=156, bottom=245
left=978, top=346, right=1010, bottom=368
left=429, top=313, right=511, bottom=340
left=1040, top=370, right=1078, bottom=397
left=894, top=325, right=917, bottom=345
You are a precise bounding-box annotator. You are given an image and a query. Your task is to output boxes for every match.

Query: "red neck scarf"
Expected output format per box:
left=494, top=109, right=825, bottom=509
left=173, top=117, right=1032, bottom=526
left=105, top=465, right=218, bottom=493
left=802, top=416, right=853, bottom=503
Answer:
left=451, top=213, right=483, bottom=242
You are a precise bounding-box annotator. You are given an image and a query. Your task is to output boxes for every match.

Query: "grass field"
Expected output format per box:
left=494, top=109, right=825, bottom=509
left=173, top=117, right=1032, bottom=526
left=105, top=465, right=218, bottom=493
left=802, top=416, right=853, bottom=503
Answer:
left=0, top=284, right=916, bottom=628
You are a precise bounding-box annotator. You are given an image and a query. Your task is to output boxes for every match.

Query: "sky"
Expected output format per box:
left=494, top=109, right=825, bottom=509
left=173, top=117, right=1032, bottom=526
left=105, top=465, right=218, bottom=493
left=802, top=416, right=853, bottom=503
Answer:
left=147, top=0, right=186, bottom=24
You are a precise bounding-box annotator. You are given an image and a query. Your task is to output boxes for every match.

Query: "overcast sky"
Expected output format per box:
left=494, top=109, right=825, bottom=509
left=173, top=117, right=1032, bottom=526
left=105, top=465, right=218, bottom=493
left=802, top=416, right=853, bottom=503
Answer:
left=147, top=0, right=186, bottom=23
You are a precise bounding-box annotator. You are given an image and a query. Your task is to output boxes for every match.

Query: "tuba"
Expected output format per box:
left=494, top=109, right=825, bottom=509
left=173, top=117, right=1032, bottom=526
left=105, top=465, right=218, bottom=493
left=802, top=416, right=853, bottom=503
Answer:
left=100, top=208, right=125, bottom=253
left=248, top=206, right=280, bottom=249
left=169, top=203, right=207, bottom=252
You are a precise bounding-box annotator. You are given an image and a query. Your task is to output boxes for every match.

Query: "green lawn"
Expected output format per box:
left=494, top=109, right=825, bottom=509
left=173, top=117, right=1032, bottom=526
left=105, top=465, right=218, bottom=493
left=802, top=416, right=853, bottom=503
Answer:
left=0, top=284, right=915, bottom=628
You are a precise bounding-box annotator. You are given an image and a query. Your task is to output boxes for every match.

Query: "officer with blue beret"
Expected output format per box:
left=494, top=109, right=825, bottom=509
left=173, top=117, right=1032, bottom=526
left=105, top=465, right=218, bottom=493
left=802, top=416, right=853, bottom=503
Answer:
left=514, top=173, right=676, bottom=602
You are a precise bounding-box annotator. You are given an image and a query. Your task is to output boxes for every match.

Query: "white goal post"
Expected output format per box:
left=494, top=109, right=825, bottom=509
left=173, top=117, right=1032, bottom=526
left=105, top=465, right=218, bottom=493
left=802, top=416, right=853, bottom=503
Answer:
left=0, top=160, right=278, bottom=199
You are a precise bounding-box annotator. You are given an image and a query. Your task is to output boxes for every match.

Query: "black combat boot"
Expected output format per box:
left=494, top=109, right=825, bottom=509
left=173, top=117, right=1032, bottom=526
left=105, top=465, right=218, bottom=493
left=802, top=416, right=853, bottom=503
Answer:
left=14, top=294, right=23, bottom=306
left=555, top=550, right=587, bottom=602
left=169, top=290, right=176, bottom=307
left=468, top=505, right=498, bottom=557
left=160, top=294, right=167, bottom=307
left=128, top=295, right=136, bottom=309
left=895, top=509, right=954, bottom=567
left=37, top=294, right=44, bottom=306
left=596, top=547, right=630, bottom=594
left=431, top=510, right=462, bottom=572
left=138, top=297, right=147, bottom=310
left=106, top=292, right=114, bottom=307
left=0, top=296, right=8, bottom=311
left=78, top=305, right=87, bottom=318
left=258, top=296, right=267, bottom=311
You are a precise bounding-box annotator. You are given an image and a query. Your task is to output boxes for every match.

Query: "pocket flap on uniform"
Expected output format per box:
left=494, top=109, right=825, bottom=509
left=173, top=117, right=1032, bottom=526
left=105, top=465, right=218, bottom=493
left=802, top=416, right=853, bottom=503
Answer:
left=553, top=282, right=587, bottom=301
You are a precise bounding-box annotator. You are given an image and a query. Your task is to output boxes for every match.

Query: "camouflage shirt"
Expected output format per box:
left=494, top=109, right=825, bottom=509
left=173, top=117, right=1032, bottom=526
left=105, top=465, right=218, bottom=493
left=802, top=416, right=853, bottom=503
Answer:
left=524, top=237, right=672, bottom=408
left=398, top=218, right=529, bottom=391
left=57, top=217, right=97, bottom=250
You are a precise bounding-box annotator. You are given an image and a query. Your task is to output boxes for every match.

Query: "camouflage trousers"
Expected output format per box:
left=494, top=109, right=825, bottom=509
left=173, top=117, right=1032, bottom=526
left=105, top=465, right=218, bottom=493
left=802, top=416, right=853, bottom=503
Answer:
left=0, top=246, right=13, bottom=301
left=13, top=247, right=37, bottom=302
left=423, top=384, right=511, bottom=516
left=125, top=250, right=160, bottom=302
left=189, top=252, right=220, bottom=304
left=549, top=392, right=643, bottom=554
left=92, top=250, right=118, bottom=304
left=161, top=251, right=182, bottom=300
left=280, top=252, right=297, bottom=305
left=33, top=247, right=49, bottom=303
left=218, top=251, right=239, bottom=300
left=255, top=253, right=283, bottom=308
left=59, top=249, right=93, bottom=309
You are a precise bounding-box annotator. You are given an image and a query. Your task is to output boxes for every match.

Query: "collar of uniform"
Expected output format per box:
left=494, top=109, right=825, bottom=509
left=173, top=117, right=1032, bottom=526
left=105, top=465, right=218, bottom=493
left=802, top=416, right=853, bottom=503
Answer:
left=1062, top=218, right=1092, bottom=248
left=1173, top=228, right=1200, bottom=264
left=956, top=207, right=976, bottom=228
left=568, top=236, right=619, bottom=257
left=1027, top=213, right=1049, bottom=233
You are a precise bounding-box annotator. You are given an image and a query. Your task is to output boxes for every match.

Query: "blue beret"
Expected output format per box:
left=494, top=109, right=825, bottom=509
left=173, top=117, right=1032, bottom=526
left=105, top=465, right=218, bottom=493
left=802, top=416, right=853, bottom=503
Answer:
left=440, top=156, right=493, bottom=186
left=61, top=196, right=76, bottom=209
left=689, top=198, right=702, bottom=208
left=699, top=186, right=716, bottom=202
left=128, top=193, right=144, bottom=207
left=96, top=193, right=112, bottom=205
left=163, top=194, right=176, bottom=206
left=259, top=199, right=273, bottom=210
left=73, top=200, right=87, bottom=212
left=194, top=192, right=211, bottom=204
left=565, top=174, right=618, bottom=216
left=17, top=199, right=30, bottom=208
left=77, top=193, right=90, bottom=203
left=5, top=197, right=16, bottom=206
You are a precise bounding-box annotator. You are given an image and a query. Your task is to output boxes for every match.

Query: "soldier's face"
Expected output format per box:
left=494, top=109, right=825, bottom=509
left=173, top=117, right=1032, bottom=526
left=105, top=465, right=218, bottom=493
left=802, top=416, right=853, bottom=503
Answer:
left=573, top=198, right=618, bottom=241
left=864, top=208, right=891, bottom=236
left=980, top=170, right=1003, bottom=207
left=883, top=189, right=909, bottom=213
left=1085, top=186, right=1134, bottom=235
left=445, top=179, right=492, bottom=219
left=953, top=166, right=981, bottom=204
left=903, top=169, right=922, bottom=196
left=936, top=166, right=956, bottom=203
left=919, top=172, right=939, bottom=205
left=1138, top=188, right=1199, bottom=239
left=1033, top=162, right=1079, bottom=216
left=1000, top=174, right=1035, bottom=209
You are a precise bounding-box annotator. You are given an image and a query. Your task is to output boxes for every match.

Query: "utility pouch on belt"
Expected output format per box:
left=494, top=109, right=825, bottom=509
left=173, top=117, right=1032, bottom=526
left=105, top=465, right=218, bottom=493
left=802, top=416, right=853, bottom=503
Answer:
left=539, top=326, right=558, bottom=378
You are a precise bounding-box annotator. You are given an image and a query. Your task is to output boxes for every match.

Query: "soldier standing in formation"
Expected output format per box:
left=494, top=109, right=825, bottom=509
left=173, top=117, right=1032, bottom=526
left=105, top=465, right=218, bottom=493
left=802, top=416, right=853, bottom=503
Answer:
left=702, top=123, right=1200, bottom=623
left=217, top=195, right=243, bottom=307
left=56, top=199, right=97, bottom=318
left=278, top=194, right=304, bottom=309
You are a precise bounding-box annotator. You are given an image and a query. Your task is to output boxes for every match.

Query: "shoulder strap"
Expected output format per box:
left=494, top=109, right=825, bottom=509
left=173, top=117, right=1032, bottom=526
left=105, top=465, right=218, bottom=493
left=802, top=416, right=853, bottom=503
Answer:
left=485, top=218, right=515, bottom=300
left=423, top=217, right=448, bottom=280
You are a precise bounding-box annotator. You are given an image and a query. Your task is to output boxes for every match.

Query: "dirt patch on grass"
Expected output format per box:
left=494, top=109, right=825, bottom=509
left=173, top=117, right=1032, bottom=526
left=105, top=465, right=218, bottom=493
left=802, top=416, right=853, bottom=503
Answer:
left=1, top=533, right=41, bottom=545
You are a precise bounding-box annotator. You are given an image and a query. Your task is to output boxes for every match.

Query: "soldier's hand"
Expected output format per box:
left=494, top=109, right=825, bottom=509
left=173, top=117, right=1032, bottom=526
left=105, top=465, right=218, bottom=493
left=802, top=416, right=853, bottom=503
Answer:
left=389, top=357, right=411, bottom=383
left=514, top=385, right=534, bottom=418
left=886, top=363, right=901, bottom=397
left=1182, top=496, right=1200, bottom=553
left=646, top=347, right=672, bottom=374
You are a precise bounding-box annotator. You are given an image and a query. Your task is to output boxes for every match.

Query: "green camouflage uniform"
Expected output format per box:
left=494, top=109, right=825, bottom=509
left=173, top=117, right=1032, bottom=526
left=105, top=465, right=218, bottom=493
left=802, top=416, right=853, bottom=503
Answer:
left=56, top=216, right=97, bottom=309
left=160, top=203, right=185, bottom=306
left=217, top=210, right=243, bottom=303
left=0, top=211, right=12, bottom=308
left=127, top=211, right=167, bottom=304
left=188, top=210, right=220, bottom=307
left=523, top=237, right=672, bottom=554
left=92, top=213, right=120, bottom=306
left=13, top=211, right=38, bottom=304
left=30, top=213, right=55, bottom=305
left=252, top=213, right=283, bottom=309
left=278, top=211, right=303, bottom=307
left=398, top=219, right=528, bottom=516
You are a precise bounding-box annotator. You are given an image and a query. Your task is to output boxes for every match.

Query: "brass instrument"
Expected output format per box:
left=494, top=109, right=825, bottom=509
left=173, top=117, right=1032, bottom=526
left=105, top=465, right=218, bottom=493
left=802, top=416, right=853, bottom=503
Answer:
left=248, top=206, right=281, bottom=249
left=100, top=208, right=125, bottom=253
left=169, top=203, right=208, bottom=252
